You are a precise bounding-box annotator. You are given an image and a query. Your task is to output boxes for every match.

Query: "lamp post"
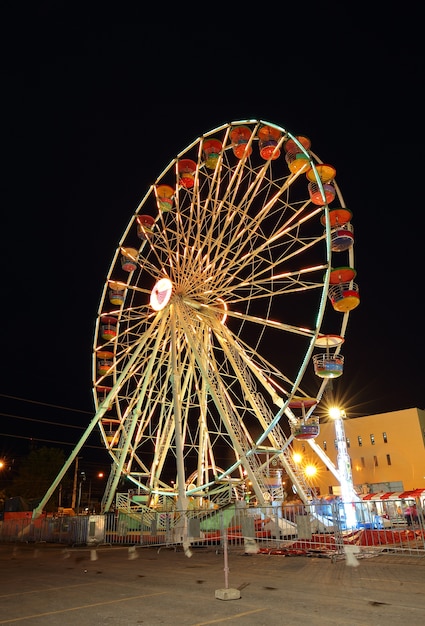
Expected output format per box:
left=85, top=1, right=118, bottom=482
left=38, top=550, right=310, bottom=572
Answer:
left=329, top=407, right=357, bottom=528
left=77, top=471, right=86, bottom=514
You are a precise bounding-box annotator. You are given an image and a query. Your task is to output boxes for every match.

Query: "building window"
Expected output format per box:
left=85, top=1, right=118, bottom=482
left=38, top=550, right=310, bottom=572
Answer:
left=323, top=440, right=327, bottom=451
left=361, top=457, right=365, bottom=467
left=346, top=438, right=350, bottom=448
left=386, top=454, right=391, bottom=465
left=383, top=432, right=388, bottom=443
left=334, top=439, right=337, bottom=449
left=374, top=455, right=378, bottom=467
left=358, top=436, right=362, bottom=447
left=370, top=434, right=375, bottom=445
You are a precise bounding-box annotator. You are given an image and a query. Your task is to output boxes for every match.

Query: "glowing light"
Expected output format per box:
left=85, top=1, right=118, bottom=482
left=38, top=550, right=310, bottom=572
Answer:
left=329, top=406, right=344, bottom=419
left=330, top=406, right=357, bottom=529
left=216, top=298, right=228, bottom=324
left=150, top=278, right=173, bottom=311
left=304, top=464, right=317, bottom=477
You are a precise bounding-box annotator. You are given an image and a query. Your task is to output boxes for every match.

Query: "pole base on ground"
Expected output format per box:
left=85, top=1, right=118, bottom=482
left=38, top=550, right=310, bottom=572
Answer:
left=215, top=588, right=241, bottom=601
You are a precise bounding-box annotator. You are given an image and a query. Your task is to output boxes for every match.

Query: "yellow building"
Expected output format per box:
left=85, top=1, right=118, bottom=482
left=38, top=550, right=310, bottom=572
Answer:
left=294, top=407, right=425, bottom=496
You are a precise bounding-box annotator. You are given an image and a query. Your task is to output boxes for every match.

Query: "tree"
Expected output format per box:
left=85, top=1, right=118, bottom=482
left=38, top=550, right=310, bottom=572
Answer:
left=10, top=447, right=71, bottom=512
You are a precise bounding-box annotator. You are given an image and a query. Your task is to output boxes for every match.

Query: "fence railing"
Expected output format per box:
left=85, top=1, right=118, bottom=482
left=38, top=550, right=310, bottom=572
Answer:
left=1, top=500, right=424, bottom=560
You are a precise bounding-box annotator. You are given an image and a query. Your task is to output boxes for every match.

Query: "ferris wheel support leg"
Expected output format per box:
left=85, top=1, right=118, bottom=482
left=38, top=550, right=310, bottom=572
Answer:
left=32, top=406, right=110, bottom=519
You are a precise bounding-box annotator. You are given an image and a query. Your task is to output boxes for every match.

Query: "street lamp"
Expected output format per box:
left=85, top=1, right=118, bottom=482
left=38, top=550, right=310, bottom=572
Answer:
left=329, top=407, right=357, bottom=528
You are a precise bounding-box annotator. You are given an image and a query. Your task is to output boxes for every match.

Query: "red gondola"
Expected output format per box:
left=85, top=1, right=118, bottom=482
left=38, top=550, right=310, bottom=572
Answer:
left=136, top=214, right=155, bottom=240
left=178, top=159, right=197, bottom=188
left=257, top=125, right=282, bottom=160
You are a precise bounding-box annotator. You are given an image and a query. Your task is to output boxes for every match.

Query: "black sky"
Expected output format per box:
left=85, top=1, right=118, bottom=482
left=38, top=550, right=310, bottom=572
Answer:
left=1, top=7, right=424, bottom=470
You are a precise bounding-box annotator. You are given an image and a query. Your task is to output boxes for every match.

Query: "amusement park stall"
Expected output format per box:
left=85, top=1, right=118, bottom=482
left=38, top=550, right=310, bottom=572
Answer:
left=360, top=489, right=425, bottom=526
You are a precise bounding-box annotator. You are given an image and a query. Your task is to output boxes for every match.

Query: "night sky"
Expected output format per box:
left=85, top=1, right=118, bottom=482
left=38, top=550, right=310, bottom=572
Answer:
left=1, top=7, right=424, bottom=475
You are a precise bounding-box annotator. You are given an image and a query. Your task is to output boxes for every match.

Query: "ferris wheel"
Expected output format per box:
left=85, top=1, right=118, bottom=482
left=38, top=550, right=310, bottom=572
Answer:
left=92, top=120, right=359, bottom=512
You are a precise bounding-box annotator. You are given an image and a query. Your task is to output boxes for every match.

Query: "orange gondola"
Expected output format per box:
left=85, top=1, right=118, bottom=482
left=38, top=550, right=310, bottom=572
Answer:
left=328, top=267, right=360, bottom=312
left=121, top=247, right=139, bottom=272
left=230, top=125, right=253, bottom=159
left=108, top=280, right=125, bottom=306
left=156, top=184, right=175, bottom=212
left=97, top=351, right=114, bottom=377
left=308, top=181, right=336, bottom=206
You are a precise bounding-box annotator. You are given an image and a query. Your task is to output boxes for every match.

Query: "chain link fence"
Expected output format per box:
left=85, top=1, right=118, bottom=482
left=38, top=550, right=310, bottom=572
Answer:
left=1, top=499, right=424, bottom=561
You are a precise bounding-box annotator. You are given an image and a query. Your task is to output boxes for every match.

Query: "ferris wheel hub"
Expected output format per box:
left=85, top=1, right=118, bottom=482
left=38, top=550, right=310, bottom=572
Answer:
left=150, top=278, right=173, bottom=311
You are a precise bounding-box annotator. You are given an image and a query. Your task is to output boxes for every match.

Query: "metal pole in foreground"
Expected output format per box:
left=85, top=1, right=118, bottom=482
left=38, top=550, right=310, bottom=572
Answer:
left=223, top=529, right=229, bottom=589
left=214, top=525, right=240, bottom=600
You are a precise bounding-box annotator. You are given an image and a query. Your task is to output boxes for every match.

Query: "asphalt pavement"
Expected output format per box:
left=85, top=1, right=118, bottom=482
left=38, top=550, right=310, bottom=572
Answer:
left=1, top=542, right=424, bottom=625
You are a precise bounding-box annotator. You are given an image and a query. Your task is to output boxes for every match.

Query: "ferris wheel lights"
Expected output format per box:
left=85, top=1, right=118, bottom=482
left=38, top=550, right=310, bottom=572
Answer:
left=215, top=298, right=227, bottom=324
left=150, top=278, right=173, bottom=311
left=329, top=407, right=346, bottom=420
left=304, top=464, right=318, bottom=478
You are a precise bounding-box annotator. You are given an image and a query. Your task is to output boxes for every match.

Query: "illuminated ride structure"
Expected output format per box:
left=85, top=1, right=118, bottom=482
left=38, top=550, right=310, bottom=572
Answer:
left=33, top=120, right=359, bottom=518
